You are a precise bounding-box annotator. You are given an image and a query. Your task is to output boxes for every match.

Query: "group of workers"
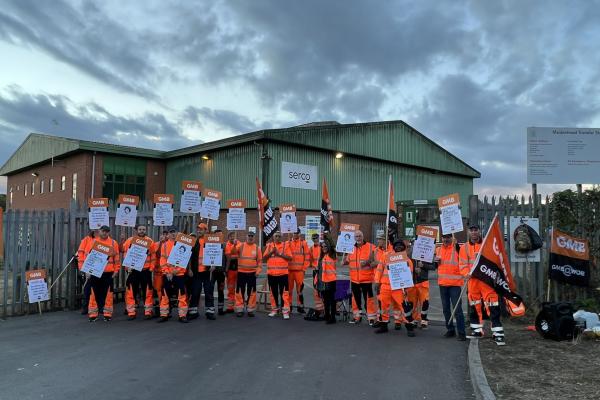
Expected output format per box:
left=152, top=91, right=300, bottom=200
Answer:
left=76, top=222, right=506, bottom=345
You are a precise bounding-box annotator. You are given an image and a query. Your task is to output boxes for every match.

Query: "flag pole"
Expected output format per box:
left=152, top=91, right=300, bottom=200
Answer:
left=449, top=213, right=498, bottom=323
left=385, top=175, right=391, bottom=249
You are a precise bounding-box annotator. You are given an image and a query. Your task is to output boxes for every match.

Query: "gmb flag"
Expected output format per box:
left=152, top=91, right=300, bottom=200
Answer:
left=256, top=178, right=278, bottom=243
left=470, top=214, right=523, bottom=305
left=320, top=178, right=334, bottom=232
left=549, top=229, right=590, bottom=287
left=387, top=176, right=398, bottom=243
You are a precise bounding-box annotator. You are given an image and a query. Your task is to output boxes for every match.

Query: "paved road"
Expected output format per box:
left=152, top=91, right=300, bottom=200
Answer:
left=0, top=306, right=471, bottom=400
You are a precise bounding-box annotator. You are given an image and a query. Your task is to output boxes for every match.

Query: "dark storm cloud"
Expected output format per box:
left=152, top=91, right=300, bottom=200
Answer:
left=182, top=106, right=265, bottom=134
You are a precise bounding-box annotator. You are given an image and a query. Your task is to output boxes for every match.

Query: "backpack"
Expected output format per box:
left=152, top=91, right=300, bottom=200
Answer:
left=514, top=223, right=543, bottom=253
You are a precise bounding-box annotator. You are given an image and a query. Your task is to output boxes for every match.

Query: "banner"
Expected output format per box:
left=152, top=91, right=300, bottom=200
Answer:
left=387, top=176, right=398, bottom=243
left=281, top=161, right=318, bottom=190
left=549, top=229, right=590, bottom=287
left=336, top=223, right=359, bottom=254
left=226, top=199, right=247, bottom=231
left=200, top=189, right=222, bottom=220
left=26, top=269, right=49, bottom=303
left=122, top=237, right=151, bottom=271
left=115, top=194, right=139, bottom=227
left=80, top=241, right=111, bottom=278
left=320, top=178, right=334, bottom=232
left=412, top=225, right=438, bottom=263
left=386, top=252, right=414, bottom=290
left=438, top=193, right=464, bottom=235
left=202, top=233, right=224, bottom=266
left=280, top=204, right=298, bottom=234
left=180, top=180, right=203, bottom=213
left=88, top=198, right=109, bottom=229
left=153, top=194, right=174, bottom=226
left=256, top=177, right=278, bottom=243
left=167, top=233, right=196, bottom=271
left=470, top=215, right=522, bottom=304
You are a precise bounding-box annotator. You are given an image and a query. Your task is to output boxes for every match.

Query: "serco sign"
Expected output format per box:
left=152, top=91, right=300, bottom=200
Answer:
left=281, top=162, right=318, bottom=190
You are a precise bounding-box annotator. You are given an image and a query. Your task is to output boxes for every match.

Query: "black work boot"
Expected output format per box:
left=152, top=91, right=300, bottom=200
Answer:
left=375, top=323, right=389, bottom=334
left=406, top=323, right=416, bottom=337
left=206, top=313, right=216, bottom=320
left=297, top=306, right=306, bottom=314
left=443, top=330, right=456, bottom=338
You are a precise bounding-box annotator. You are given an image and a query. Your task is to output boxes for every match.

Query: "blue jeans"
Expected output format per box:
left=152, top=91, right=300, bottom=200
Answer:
left=439, top=285, right=465, bottom=335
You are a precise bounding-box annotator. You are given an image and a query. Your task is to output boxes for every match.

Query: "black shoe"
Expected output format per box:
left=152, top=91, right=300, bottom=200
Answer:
left=247, top=312, right=255, bottom=317
left=127, top=315, right=136, bottom=321
left=458, top=333, right=467, bottom=341
left=326, top=318, right=336, bottom=325
left=406, top=324, right=415, bottom=337
left=88, top=316, right=97, bottom=322
left=103, top=316, right=112, bottom=322
left=178, top=317, right=189, bottom=323
left=157, top=317, right=169, bottom=323
left=225, top=309, right=234, bottom=314
left=493, top=335, right=506, bottom=346
left=375, top=324, right=389, bottom=334
left=206, top=313, right=216, bottom=320
left=394, top=323, right=402, bottom=331
left=187, top=313, right=199, bottom=320
left=236, top=312, right=244, bottom=317
left=297, top=307, right=306, bottom=314
left=218, top=309, right=225, bottom=316
left=443, top=330, right=456, bottom=338
left=144, top=315, right=153, bottom=320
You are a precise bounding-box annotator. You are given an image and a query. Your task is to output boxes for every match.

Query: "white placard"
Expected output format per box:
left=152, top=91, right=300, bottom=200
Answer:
left=27, top=279, right=49, bottom=303
left=527, top=127, right=600, bottom=184
left=336, top=225, right=357, bottom=254
left=153, top=203, right=173, bottom=226
left=227, top=208, right=246, bottom=231
left=166, top=243, right=192, bottom=270
left=509, top=217, right=541, bottom=263
left=200, top=197, right=220, bottom=220
left=280, top=212, right=298, bottom=234
left=305, top=216, right=322, bottom=246
left=388, top=261, right=414, bottom=290
left=89, top=207, right=109, bottom=230
left=180, top=190, right=202, bottom=213
left=412, top=236, right=436, bottom=263
left=122, top=243, right=149, bottom=271
left=80, top=249, right=109, bottom=278
left=115, top=204, right=137, bottom=227
left=440, top=205, right=463, bottom=235
left=202, top=243, right=223, bottom=267
left=281, top=161, right=318, bottom=190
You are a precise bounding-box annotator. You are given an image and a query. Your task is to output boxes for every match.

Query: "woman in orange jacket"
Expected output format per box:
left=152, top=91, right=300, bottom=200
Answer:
left=316, top=234, right=338, bottom=324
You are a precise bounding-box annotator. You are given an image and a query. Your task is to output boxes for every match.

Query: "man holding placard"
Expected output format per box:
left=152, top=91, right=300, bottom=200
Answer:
left=77, top=230, right=97, bottom=315
left=159, top=229, right=194, bottom=323
left=342, top=227, right=378, bottom=325
left=234, top=230, right=262, bottom=317
left=188, top=223, right=216, bottom=320
left=373, top=240, right=416, bottom=336
left=208, top=229, right=227, bottom=315
left=409, top=226, right=438, bottom=329
left=122, top=225, right=155, bottom=320
left=81, top=225, right=120, bottom=322
left=263, top=231, right=293, bottom=319
left=459, top=224, right=484, bottom=338
left=287, top=229, right=310, bottom=314
left=224, top=231, right=241, bottom=313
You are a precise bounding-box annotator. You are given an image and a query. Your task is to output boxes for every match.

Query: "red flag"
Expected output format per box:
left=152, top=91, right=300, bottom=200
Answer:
left=470, top=214, right=522, bottom=304
left=320, top=178, right=334, bottom=232
left=387, top=176, right=398, bottom=243
left=256, top=177, right=278, bottom=242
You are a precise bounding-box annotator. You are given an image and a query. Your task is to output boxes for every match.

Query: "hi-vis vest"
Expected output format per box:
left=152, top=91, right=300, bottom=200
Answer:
left=86, top=237, right=120, bottom=273
left=266, top=242, right=291, bottom=276
left=436, top=244, right=464, bottom=287
left=321, top=255, right=337, bottom=283
left=238, top=243, right=262, bottom=274
left=122, top=236, right=155, bottom=270
left=348, top=242, right=376, bottom=283
left=459, top=241, right=481, bottom=274
left=196, top=238, right=209, bottom=272
left=288, top=239, right=309, bottom=271
left=309, top=245, right=320, bottom=268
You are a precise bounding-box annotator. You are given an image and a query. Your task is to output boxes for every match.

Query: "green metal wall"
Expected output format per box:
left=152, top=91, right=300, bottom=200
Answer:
left=165, top=143, right=262, bottom=205
left=165, top=141, right=474, bottom=214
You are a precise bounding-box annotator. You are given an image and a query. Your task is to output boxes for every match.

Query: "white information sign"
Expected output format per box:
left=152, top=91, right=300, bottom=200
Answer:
left=509, top=217, right=541, bottom=263
left=527, top=127, right=600, bottom=184
left=281, top=161, right=318, bottom=190
left=336, top=223, right=359, bottom=254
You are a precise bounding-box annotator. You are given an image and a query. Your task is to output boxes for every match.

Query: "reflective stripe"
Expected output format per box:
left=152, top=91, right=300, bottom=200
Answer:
left=491, top=326, right=504, bottom=332
left=486, top=301, right=500, bottom=306
left=470, top=323, right=483, bottom=328
left=469, top=300, right=481, bottom=306
left=437, top=274, right=465, bottom=281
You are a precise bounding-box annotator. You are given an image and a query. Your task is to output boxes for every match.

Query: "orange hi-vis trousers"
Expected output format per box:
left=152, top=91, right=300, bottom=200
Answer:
left=311, top=270, right=324, bottom=312
left=268, top=274, right=291, bottom=316
left=288, top=270, right=305, bottom=308
left=125, top=269, right=154, bottom=317
left=378, top=285, right=413, bottom=324
left=235, top=272, right=257, bottom=313
left=351, top=282, right=378, bottom=322
left=88, top=273, right=114, bottom=319
left=159, top=275, right=188, bottom=319
left=226, top=270, right=237, bottom=311
left=468, top=279, right=499, bottom=334
left=408, top=281, right=430, bottom=322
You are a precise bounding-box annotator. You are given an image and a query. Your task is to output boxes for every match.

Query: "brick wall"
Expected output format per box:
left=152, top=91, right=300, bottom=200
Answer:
left=145, top=159, right=166, bottom=201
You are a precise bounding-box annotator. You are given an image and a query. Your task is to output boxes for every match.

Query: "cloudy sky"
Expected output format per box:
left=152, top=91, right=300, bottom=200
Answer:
left=1, top=0, right=598, bottom=196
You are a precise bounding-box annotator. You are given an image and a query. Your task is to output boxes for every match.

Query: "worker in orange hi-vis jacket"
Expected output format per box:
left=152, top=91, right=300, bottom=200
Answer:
left=263, top=231, right=293, bottom=319
left=224, top=231, right=241, bottom=313
left=234, top=230, right=263, bottom=317
left=150, top=230, right=168, bottom=316
left=77, top=229, right=97, bottom=315
left=158, top=228, right=189, bottom=323
left=85, top=225, right=120, bottom=322
left=307, top=233, right=325, bottom=318
left=122, top=224, right=155, bottom=320
left=344, top=230, right=378, bottom=325
left=287, top=230, right=310, bottom=314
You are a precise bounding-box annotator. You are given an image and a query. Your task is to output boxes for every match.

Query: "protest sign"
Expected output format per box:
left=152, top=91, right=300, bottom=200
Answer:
left=167, top=233, right=197, bottom=271
left=412, top=225, right=438, bottom=263
left=26, top=269, right=49, bottom=303
left=180, top=180, right=203, bottom=213
left=115, top=194, right=139, bottom=227
left=280, top=204, right=298, bottom=234
left=200, top=189, right=222, bottom=220
left=226, top=199, right=247, bottom=231
left=153, top=194, right=174, bottom=226
left=386, top=252, right=414, bottom=290
left=336, top=223, right=359, bottom=254
left=88, top=198, right=109, bottom=230
left=122, top=237, right=151, bottom=271
left=202, top=233, right=224, bottom=267
left=438, top=193, right=463, bottom=235
left=80, top=241, right=111, bottom=278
